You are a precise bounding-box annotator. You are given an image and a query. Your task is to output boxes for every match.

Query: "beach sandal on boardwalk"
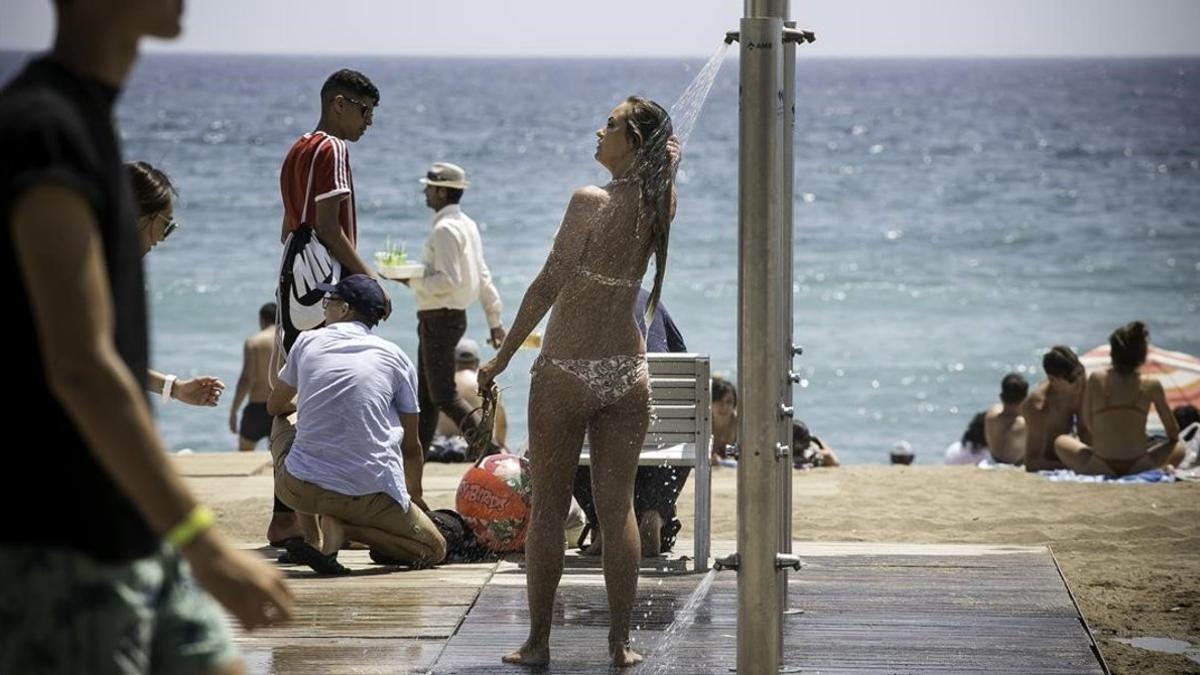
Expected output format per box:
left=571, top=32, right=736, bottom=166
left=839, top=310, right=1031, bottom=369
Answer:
left=284, top=538, right=352, bottom=576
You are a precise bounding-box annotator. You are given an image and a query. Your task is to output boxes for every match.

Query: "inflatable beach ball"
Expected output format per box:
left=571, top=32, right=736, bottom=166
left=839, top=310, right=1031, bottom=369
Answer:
left=455, top=454, right=532, bottom=552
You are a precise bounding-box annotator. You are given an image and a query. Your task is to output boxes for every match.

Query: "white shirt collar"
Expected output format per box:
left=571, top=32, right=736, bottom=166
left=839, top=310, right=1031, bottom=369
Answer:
left=327, top=320, right=371, bottom=335
left=433, top=204, right=462, bottom=223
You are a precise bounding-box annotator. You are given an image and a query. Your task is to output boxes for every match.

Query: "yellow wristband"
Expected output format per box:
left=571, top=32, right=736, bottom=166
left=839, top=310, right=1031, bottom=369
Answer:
left=166, top=505, right=215, bottom=549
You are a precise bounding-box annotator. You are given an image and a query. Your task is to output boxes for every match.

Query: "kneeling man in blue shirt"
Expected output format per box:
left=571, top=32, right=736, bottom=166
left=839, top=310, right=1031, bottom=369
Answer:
left=268, top=275, right=447, bottom=574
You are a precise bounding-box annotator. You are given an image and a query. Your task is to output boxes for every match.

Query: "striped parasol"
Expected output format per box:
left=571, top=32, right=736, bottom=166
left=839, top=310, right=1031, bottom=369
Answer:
left=1080, top=344, right=1200, bottom=431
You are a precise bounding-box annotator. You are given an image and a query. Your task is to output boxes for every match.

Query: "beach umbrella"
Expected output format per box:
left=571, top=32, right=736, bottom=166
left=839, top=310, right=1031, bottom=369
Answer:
left=1080, top=344, right=1200, bottom=431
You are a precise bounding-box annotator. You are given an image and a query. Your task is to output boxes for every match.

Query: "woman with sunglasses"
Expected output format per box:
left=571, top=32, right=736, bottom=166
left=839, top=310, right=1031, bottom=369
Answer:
left=127, top=160, right=224, bottom=407
left=128, top=160, right=179, bottom=254
left=479, top=96, right=678, bottom=668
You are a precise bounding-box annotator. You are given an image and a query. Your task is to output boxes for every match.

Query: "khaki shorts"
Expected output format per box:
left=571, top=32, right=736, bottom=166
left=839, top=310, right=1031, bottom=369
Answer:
left=270, top=414, right=446, bottom=564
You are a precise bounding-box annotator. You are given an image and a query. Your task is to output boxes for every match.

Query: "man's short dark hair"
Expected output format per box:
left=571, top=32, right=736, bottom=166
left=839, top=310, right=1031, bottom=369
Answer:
left=1000, top=373, right=1029, bottom=405
left=259, top=302, right=277, bottom=326
left=320, top=69, right=379, bottom=105
left=444, top=187, right=464, bottom=204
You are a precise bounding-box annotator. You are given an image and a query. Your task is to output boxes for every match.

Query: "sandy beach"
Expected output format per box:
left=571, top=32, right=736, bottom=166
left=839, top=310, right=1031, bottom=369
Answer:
left=189, top=459, right=1199, bottom=674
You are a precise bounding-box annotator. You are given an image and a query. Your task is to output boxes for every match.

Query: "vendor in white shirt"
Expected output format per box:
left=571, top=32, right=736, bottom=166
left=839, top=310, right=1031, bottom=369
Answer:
left=406, top=162, right=507, bottom=457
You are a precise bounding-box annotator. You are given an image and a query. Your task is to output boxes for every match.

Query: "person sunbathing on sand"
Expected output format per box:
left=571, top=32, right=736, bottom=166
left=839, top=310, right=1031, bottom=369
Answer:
left=1022, top=346, right=1090, bottom=471
left=1053, top=321, right=1186, bottom=476
left=984, top=373, right=1028, bottom=465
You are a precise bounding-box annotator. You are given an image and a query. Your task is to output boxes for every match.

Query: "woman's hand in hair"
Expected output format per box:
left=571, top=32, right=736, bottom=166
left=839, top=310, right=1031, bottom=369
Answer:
left=666, top=135, right=682, bottom=175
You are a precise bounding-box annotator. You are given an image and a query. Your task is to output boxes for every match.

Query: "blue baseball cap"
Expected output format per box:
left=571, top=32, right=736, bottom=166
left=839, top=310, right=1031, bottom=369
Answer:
left=316, top=274, right=386, bottom=322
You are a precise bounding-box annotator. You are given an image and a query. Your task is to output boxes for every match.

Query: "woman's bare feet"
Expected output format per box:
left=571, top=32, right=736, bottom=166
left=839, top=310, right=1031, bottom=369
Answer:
left=502, top=640, right=550, bottom=667
left=609, top=639, right=643, bottom=668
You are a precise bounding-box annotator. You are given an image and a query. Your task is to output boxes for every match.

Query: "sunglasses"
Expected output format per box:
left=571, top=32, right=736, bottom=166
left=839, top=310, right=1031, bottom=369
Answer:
left=160, top=215, right=178, bottom=240
left=142, top=213, right=178, bottom=241
left=343, top=96, right=374, bottom=123
left=322, top=295, right=346, bottom=308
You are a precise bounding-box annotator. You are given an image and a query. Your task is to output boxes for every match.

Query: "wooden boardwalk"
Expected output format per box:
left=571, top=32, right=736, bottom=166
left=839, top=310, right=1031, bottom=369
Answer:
left=225, top=542, right=1105, bottom=674
left=231, top=550, right=496, bottom=674
left=180, top=457, right=1106, bottom=673
left=432, top=543, right=1105, bottom=674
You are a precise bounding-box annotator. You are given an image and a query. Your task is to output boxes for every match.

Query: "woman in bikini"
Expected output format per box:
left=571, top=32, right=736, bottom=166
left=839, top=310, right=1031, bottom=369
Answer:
left=478, top=96, right=676, bottom=668
left=1054, top=321, right=1186, bottom=476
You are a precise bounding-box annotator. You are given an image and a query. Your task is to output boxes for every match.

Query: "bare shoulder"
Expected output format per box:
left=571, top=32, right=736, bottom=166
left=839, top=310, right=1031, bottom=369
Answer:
left=248, top=331, right=274, bottom=350
left=570, top=185, right=609, bottom=209
left=1022, top=384, right=1048, bottom=412
left=1143, top=376, right=1165, bottom=395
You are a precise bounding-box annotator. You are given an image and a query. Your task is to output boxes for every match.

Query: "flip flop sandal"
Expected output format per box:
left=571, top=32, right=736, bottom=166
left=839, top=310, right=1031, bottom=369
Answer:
left=285, top=538, right=352, bottom=576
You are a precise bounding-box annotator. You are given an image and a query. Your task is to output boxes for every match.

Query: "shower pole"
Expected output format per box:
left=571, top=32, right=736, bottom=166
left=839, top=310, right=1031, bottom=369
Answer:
left=737, top=0, right=787, bottom=672
left=732, top=0, right=811, bottom=671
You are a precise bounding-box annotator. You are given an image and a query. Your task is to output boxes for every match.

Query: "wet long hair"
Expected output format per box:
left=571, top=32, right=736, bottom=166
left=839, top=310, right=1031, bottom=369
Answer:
left=1110, top=320, right=1149, bottom=375
left=622, top=96, right=674, bottom=322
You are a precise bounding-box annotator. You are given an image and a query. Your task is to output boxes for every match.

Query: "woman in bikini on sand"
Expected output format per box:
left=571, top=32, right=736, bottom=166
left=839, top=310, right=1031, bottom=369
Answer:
left=1054, top=321, right=1186, bottom=476
left=478, top=96, right=677, bottom=668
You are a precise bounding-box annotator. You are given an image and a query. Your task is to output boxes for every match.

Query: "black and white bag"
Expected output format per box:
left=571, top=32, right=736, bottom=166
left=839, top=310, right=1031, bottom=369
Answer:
left=276, top=137, right=341, bottom=353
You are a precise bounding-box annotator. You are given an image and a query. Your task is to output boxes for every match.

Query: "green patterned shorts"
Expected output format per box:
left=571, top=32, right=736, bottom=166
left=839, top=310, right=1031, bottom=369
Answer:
left=0, top=544, right=237, bottom=674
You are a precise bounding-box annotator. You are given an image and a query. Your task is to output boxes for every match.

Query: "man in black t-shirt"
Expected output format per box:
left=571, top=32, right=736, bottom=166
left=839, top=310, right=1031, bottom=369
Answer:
left=0, top=1, right=291, bottom=671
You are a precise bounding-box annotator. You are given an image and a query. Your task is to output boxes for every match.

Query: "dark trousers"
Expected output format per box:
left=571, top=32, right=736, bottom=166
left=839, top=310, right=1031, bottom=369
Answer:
left=417, top=309, right=481, bottom=452
left=573, top=465, right=691, bottom=552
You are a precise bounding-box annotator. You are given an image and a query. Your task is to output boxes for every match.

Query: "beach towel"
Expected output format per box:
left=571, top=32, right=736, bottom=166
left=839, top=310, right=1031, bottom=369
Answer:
left=1038, top=468, right=1177, bottom=484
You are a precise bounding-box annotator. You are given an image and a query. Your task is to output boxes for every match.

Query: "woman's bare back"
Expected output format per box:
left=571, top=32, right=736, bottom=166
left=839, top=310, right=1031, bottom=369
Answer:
left=540, top=182, right=651, bottom=360
left=1087, top=370, right=1157, bottom=461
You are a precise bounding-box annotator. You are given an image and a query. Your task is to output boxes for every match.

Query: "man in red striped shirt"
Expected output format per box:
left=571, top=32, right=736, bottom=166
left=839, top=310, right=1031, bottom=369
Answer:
left=279, top=70, right=373, bottom=261
left=269, top=69, right=389, bottom=547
